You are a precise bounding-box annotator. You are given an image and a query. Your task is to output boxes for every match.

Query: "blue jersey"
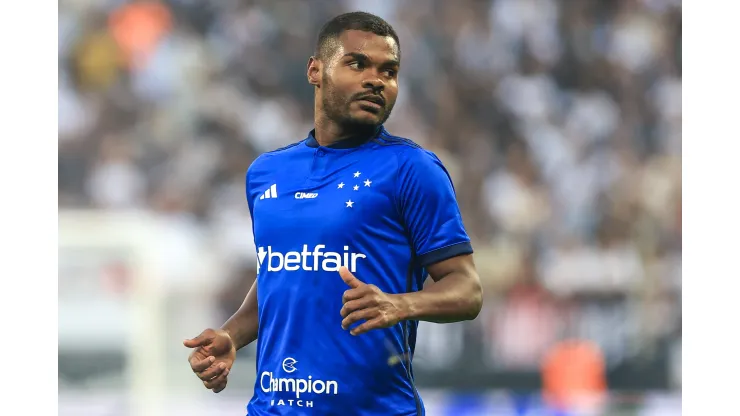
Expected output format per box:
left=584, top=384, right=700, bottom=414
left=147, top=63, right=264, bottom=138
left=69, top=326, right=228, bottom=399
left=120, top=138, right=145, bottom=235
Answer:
left=245, top=126, right=473, bottom=416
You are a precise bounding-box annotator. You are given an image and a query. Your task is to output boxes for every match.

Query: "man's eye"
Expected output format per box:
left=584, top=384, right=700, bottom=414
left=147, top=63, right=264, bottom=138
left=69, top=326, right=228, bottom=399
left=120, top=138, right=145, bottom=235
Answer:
left=385, top=70, right=397, bottom=77
left=349, top=62, right=362, bottom=70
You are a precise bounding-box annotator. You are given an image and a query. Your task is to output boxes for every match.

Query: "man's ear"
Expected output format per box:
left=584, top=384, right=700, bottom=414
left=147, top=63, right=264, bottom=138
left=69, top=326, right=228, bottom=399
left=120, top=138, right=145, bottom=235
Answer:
left=307, top=56, right=321, bottom=87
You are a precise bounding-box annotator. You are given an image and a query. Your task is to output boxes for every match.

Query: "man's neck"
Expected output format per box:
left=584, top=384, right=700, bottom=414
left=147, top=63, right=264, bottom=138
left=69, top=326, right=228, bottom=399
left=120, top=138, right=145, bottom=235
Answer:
left=313, top=116, right=379, bottom=147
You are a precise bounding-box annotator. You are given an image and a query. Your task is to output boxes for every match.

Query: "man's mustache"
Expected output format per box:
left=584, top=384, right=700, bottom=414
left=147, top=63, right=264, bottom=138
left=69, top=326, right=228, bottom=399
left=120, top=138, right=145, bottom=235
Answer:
left=353, top=93, right=385, bottom=106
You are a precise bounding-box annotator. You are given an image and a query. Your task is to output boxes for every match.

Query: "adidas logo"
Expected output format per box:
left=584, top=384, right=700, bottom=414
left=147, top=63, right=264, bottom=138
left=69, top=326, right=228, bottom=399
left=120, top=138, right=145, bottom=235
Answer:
left=259, top=184, right=278, bottom=200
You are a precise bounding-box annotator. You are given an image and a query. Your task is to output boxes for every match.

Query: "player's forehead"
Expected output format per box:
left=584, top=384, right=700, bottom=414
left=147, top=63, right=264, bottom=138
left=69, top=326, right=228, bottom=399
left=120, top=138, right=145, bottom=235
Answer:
left=335, top=30, right=400, bottom=63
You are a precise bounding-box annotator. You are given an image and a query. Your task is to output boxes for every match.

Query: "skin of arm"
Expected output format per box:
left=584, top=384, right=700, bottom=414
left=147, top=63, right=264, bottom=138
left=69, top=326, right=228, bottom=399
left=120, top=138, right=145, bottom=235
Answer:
left=221, top=280, right=259, bottom=350
left=396, top=253, right=483, bottom=323
left=339, top=254, right=483, bottom=335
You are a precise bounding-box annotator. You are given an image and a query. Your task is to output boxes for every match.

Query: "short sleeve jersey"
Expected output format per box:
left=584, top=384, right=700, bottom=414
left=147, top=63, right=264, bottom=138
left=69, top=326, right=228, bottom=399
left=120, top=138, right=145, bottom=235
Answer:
left=245, top=126, right=473, bottom=416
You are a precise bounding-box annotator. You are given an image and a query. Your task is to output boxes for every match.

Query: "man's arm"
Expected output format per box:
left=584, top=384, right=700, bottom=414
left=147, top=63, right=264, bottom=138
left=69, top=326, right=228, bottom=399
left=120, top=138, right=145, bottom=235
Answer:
left=221, top=280, right=259, bottom=350
left=339, top=254, right=482, bottom=335
left=397, top=254, right=482, bottom=323
left=388, top=147, right=481, bottom=323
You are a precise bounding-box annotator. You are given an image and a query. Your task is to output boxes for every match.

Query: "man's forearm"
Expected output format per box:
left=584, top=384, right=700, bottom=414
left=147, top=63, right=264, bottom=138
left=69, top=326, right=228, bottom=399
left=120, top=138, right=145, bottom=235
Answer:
left=397, top=271, right=483, bottom=323
left=221, top=280, right=259, bottom=350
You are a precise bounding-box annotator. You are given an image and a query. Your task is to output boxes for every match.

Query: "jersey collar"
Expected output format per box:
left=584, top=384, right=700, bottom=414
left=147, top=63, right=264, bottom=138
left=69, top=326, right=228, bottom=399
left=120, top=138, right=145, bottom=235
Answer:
left=305, top=125, right=384, bottom=149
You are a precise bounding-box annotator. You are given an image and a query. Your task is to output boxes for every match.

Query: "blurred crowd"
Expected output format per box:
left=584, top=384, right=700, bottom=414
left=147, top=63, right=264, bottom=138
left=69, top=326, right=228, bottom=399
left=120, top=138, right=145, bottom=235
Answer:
left=59, top=0, right=681, bottom=379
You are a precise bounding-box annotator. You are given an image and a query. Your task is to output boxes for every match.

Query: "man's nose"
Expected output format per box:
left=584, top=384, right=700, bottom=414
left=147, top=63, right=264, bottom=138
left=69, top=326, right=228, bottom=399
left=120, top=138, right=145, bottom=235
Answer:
left=362, top=76, right=385, bottom=92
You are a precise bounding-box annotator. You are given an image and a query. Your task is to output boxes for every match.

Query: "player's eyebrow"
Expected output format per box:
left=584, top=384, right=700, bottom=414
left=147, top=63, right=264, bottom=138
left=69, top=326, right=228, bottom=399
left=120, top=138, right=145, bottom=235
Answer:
left=343, top=52, right=400, bottom=68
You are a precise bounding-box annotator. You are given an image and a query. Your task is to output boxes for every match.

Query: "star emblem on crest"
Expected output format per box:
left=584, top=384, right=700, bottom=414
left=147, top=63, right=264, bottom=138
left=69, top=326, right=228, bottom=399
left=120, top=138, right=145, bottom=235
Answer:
left=338, top=171, right=372, bottom=208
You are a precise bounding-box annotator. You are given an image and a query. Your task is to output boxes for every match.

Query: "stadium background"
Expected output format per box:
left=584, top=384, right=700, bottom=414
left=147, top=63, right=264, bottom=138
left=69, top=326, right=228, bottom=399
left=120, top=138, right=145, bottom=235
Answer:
left=58, top=0, right=682, bottom=414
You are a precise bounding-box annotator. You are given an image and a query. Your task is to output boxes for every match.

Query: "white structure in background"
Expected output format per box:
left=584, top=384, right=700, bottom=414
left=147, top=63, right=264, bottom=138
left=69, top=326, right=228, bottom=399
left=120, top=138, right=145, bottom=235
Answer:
left=59, top=211, right=222, bottom=416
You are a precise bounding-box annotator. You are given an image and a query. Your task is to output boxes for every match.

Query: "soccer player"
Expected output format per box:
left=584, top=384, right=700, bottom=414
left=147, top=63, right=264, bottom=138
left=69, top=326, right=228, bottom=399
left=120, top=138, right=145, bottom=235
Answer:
left=184, top=11, right=483, bottom=416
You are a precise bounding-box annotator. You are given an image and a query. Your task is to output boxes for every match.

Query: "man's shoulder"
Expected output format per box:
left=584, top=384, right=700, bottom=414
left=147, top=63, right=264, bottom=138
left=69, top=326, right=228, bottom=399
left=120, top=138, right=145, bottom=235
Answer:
left=374, top=130, right=441, bottom=167
left=376, top=129, right=423, bottom=150
left=249, top=140, right=307, bottom=173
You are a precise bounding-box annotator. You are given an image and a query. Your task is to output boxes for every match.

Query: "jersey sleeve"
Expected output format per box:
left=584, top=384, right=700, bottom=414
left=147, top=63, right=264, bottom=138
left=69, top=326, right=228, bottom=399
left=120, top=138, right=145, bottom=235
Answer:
left=245, top=164, right=259, bottom=256
left=245, top=167, right=255, bottom=220
left=245, top=155, right=265, bottom=219
left=396, top=148, right=473, bottom=267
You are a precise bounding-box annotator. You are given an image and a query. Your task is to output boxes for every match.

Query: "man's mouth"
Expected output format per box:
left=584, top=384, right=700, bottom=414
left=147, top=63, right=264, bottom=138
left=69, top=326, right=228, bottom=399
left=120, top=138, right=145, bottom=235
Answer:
left=355, top=96, right=384, bottom=109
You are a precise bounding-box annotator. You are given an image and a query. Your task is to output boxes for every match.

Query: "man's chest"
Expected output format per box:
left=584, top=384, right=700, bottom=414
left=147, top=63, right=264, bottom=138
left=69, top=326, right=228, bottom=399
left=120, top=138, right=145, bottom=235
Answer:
left=250, top=154, right=401, bottom=247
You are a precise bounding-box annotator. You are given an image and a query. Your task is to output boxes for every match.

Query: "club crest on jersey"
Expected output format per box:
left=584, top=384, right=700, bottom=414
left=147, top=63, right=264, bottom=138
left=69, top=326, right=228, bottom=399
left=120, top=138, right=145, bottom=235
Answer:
left=336, top=171, right=372, bottom=208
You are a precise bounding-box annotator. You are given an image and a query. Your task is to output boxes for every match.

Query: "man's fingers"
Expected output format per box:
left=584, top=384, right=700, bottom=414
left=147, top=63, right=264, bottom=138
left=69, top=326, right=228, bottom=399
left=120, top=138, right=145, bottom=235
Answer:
left=350, top=317, right=385, bottom=336
left=204, top=368, right=230, bottom=391
left=342, top=308, right=376, bottom=330
left=341, top=287, right=369, bottom=304
left=197, top=362, right=227, bottom=381
left=190, top=356, right=215, bottom=372
left=184, top=331, right=214, bottom=349
left=340, top=297, right=375, bottom=318
left=212, top=379, right=228, bottom=394
left=339, top=266, right=365, bottom=289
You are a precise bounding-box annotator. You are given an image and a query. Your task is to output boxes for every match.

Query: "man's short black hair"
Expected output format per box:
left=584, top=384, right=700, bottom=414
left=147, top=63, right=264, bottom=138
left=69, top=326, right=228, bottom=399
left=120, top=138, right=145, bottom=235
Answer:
left=315, top=12, right=400, bottom=61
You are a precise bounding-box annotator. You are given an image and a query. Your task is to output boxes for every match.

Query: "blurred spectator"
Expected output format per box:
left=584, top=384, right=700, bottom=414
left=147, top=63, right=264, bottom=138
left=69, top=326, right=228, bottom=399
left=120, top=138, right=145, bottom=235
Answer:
left=109, top=0, right=173, bottom=70
left=542, top=339, right=607, bottom=414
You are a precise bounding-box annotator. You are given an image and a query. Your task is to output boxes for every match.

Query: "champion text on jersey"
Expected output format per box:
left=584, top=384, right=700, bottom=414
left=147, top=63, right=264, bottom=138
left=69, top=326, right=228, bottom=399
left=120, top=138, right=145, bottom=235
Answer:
left=256, top=245, right=366, bottom=273
left=260, top=357, right=340, bottom=409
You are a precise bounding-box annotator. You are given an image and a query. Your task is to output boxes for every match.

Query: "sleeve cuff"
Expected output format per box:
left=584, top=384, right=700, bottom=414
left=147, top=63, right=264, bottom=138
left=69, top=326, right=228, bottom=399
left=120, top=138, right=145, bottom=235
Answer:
left=416, top=241, right=474, bottom=267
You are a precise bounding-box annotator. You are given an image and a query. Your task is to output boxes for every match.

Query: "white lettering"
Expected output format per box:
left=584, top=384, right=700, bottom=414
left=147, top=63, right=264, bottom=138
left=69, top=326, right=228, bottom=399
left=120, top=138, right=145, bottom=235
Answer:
left=279, top=378, right=296, bottom=393
left=270, top=399, right=312, bottom=408
left=268, top=251, right=284, bottom=272
left=301, top=245, right=312, bottom=271
left=256, top=245, right=365, bottom=273
left=295, top=192, right=319, bottom=199
left=351, top=253, right=366, bottom=271
left=284, top=252, right=301, bottom=271
left=322, top=252, right=341, bottom=271
left=313, top=380, right=325, bottom=394
left=261, top=371, right=271, bottom=392
left=259, top=371, right=339, bottom=399
left=326, top=380, right=338, bottom=394
left=312, top=245, right=325, bottom=270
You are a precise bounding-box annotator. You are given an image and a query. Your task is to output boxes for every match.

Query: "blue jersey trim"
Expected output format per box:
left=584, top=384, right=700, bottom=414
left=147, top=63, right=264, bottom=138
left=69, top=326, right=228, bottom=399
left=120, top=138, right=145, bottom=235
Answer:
left=376, top=130, right=423, bottom=149
left=305, top=126, right=383, bottom=148
left=403, top=257, right=423, bottom=416
left=264, top=141, right=303, bottom=154
left=417, top=241, right=473, bottom=267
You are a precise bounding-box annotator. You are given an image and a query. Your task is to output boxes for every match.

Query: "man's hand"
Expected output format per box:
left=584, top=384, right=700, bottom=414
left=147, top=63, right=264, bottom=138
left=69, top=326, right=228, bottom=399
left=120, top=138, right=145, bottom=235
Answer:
left=183, top=328, right=236, bottom=393
left=339, top=266, right=406, bottom=336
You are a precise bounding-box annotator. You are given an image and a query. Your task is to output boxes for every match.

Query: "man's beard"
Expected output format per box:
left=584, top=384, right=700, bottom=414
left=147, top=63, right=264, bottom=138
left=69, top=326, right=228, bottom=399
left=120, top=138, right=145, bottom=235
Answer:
left=321, top=75, right=392, bottom=128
